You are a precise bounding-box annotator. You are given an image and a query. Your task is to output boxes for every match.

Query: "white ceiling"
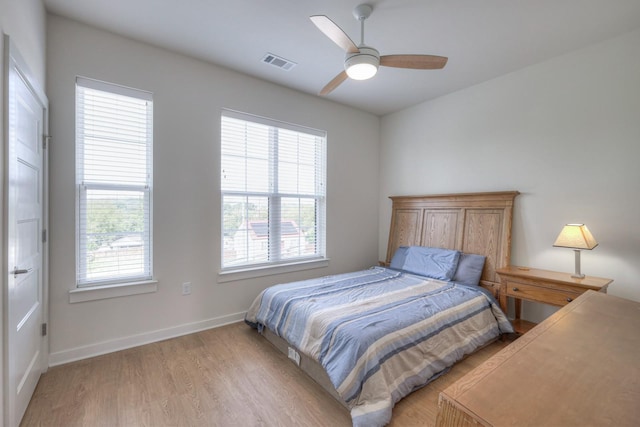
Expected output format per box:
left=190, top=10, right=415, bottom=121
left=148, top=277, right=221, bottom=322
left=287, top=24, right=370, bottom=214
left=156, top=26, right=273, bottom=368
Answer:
left=43, top=0, right=640, bottom=116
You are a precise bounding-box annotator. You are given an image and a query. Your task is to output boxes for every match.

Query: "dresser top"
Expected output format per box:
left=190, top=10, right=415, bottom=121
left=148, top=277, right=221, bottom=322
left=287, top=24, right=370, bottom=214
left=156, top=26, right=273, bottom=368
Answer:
left=439, top=291, right=640, bottom=426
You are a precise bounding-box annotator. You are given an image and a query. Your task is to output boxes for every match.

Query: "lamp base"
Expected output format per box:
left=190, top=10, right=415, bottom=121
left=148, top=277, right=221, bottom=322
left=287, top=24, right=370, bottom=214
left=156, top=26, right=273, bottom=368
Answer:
left=572, top=249, right=585, bottom=279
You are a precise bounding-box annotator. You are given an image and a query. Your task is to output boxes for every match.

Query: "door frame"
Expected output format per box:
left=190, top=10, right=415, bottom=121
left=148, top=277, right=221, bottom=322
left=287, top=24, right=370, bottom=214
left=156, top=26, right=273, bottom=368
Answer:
left=2, top=33, right=49, bottom=427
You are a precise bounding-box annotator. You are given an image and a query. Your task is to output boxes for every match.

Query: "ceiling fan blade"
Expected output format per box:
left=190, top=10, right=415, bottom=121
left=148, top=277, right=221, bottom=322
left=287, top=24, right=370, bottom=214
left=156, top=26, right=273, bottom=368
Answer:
left=310, top=15, right=359, bottom=54
left=319, top=71, right=349, bottom=96
left=380, top=55, right=448, bottom=69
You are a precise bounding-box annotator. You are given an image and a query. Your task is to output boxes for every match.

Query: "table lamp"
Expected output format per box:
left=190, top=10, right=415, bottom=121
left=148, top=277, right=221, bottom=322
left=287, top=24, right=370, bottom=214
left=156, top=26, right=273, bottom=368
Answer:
left=553, top=224, right=598, bottom=279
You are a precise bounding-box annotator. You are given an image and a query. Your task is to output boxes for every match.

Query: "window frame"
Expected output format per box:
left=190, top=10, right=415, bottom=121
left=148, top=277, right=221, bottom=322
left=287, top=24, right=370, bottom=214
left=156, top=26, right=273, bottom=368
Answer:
left=220, top=109, right=327, bottom=275
left=75, top=76, right=154, bottom=288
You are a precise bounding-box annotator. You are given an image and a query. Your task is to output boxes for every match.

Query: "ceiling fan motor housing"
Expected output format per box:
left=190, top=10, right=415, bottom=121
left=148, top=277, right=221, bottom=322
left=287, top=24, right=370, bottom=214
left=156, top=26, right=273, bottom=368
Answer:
left=344, top=46, right=380, bottom=80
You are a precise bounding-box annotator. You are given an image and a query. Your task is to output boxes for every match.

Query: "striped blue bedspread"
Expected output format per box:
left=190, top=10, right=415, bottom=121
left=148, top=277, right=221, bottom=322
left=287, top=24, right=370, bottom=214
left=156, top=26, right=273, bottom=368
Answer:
left=245, top=267, right=513, bottom=427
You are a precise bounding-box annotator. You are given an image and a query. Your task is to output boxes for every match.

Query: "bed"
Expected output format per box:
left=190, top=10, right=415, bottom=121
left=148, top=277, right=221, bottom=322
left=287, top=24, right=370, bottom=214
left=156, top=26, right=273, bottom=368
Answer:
left=245, top=191, right=519, bottom=426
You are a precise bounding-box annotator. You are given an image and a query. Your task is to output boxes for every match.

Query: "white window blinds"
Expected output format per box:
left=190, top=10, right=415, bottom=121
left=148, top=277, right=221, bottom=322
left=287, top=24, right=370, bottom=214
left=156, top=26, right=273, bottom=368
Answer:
left=221, top=110, right=326, bottom=270
left=76, top=77, right=153, bottom=286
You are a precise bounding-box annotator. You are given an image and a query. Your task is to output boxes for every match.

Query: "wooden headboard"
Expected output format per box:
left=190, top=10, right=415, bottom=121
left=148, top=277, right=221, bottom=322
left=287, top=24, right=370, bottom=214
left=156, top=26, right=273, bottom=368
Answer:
left=385, top=191, right=519, bottom=297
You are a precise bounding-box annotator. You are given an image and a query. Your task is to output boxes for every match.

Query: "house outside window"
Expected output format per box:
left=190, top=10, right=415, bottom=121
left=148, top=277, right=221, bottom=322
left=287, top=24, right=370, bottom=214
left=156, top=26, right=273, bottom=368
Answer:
left=221, top=110, right=326, bottom=271
left=75, top=77, right=153, bottom=287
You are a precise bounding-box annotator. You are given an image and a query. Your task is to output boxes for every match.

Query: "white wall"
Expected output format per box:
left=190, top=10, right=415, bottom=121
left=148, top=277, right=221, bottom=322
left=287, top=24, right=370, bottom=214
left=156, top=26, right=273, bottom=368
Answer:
left=0, top=0, right=47, bottom=83
left=379, top=29, right=640, bottom=321
left=1, top=0, right=47, bottom=421
left=46, top=14, right=380, bottom=364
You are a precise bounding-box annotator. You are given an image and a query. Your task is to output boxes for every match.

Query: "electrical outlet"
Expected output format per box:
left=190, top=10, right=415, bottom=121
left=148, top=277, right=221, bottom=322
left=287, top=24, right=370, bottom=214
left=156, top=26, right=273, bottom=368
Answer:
left=181, top=282, right=192, bottom=296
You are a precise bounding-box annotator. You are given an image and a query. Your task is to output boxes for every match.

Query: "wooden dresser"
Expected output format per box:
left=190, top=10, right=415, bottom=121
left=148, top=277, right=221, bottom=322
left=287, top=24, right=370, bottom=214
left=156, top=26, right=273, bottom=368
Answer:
left=436, top=291, right=640, bottom=426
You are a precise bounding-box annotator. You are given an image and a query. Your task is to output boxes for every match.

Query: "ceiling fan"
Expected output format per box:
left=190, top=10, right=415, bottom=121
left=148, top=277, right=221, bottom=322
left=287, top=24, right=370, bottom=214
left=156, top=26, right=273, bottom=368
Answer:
left=310, top=3, right=448, bottom=95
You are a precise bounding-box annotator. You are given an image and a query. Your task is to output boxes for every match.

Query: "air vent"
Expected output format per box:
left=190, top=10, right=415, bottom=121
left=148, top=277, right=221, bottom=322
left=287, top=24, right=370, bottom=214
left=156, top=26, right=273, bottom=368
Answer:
left=262, top=53, right=297, bottom=71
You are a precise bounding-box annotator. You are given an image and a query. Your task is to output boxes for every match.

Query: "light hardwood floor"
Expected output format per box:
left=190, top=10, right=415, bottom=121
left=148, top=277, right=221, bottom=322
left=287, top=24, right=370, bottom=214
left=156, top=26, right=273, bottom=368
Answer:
left=21, top=322, right=509, bottom=426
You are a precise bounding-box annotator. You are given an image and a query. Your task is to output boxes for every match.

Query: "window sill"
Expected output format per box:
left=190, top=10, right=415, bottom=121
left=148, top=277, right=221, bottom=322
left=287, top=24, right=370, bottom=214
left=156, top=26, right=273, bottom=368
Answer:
left=69, top=280, right=158, bottom=303
left=218, top=258, right=329, bottom=283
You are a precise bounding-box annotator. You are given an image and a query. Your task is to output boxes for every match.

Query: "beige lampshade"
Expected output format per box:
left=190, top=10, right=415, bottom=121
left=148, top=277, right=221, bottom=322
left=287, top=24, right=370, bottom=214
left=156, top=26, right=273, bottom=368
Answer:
left=553, top=224, right=598, bottom=250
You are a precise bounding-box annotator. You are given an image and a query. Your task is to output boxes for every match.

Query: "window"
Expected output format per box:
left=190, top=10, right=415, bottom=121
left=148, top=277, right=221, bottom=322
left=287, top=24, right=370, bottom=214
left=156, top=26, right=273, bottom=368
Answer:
left=221, top=110, right=326, bottom=271
left=76, top=77, right=153, bottom=287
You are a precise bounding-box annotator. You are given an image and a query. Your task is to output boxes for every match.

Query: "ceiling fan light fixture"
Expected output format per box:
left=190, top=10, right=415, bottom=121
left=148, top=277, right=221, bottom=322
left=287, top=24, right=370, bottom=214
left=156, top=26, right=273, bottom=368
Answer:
left=346, top=61, right=377, bottom=80
left=345, top=47, right=379, bottom=80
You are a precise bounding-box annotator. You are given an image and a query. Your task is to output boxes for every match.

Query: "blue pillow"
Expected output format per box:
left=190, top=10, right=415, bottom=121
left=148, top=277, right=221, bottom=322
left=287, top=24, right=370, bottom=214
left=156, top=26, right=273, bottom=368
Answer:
left=389, top=246, right=409, bottom=270
left=452, top=253, right=486, bottom=286
left=391, top=246, right=461, bottom=281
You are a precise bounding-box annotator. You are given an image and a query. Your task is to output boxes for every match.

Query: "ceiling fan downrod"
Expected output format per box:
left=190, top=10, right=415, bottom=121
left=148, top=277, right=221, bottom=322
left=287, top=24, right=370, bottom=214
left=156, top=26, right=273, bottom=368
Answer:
left=353, top=4, right=373, bottom=47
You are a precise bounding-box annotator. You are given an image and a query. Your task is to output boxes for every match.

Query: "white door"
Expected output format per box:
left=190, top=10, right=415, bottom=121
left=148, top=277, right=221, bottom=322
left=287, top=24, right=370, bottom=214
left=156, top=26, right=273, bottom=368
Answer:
left=4, top=36, right=48, bottom=427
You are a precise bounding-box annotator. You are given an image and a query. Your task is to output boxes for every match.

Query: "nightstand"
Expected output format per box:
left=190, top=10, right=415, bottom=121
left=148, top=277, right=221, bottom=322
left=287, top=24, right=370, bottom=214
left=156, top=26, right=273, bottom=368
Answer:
left=496, top=266, right=613, bottom=334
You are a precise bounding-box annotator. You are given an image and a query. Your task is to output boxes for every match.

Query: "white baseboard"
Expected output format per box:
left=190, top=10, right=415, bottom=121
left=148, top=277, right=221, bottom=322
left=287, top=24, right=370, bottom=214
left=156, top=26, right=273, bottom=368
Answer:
left=48, top=311, right=247, bottom=367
